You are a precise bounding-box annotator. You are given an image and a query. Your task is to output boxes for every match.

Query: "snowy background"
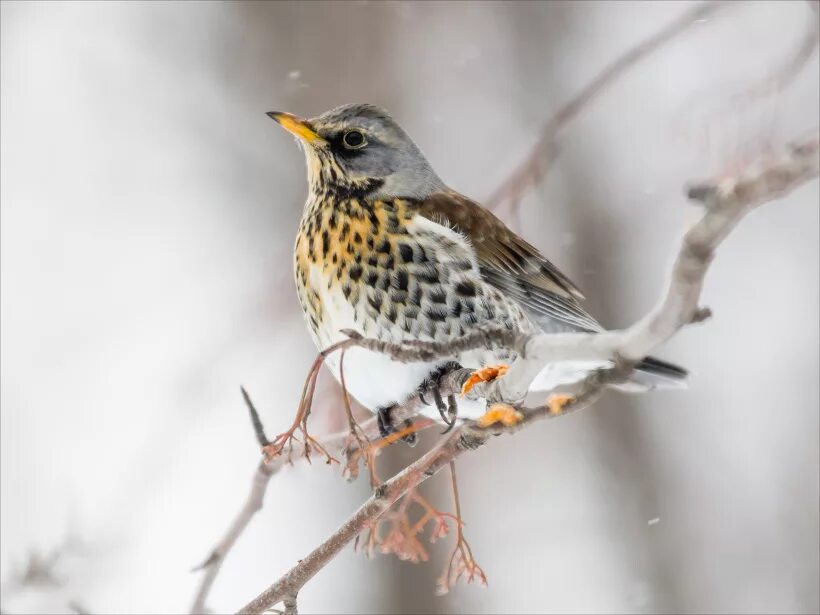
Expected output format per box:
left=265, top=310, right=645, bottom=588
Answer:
left=1, top=1, right=818, bottom=613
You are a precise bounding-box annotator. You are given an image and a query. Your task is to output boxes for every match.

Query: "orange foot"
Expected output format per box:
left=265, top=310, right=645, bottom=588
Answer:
left=547, top=393, right=576, bottom=416
left=461, top=364, right=509, bottom=396
left=476, top=403, right=523, bottom=428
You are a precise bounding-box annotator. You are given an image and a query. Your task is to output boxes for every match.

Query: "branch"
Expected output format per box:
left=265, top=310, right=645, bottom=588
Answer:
left=190, top=461, right=274, bottom=614
left=484, top=130, right=820, bottom=402
left=235, top=132, right=819, bottom=614
left=733, top=0, right=819, bottom=102
left=486, top=1, right=730, bottom=213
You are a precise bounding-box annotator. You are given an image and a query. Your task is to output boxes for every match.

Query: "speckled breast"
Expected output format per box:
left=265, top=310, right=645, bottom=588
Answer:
left=292, top=192, right=530, bottom=410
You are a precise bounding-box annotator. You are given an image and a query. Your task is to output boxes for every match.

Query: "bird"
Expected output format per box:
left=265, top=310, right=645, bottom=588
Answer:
left=268, top=103, right=687, bottom=437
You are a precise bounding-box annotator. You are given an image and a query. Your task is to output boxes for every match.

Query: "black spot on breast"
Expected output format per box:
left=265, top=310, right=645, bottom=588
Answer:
left=368, top=293, right=383, bottom=313
left=322, top=230, right=330, bottom=259
left=409, top=285, right=422, bottom=307
left=385, top=304, right=397, bottom=324
left=376, top=274, right=390, bottom=292
left=332, top=254, right=338, bottom=264
left=328, top=212, right=337, bottom=230
left=414, top=245, right=428, bottom=264
left=455, top=280, right=477, bottom=297
left=367, top=237, right=375, bottom=249
left=383, top=255, right=394, bottom=270
left=392, top=269, right=409, bottom=291
left=398, top=244, right=413, bottom=263
left=417, top=266, right=439, bottom=285
left=376, top=239, right=391, bottom=254
left=349, top=264, right=363, bottom=282
left=389, top=289, right=407, bottom=304
left=386, top=212, right=399, bottom=228
left=428, top=287, right=447, bottom=304
left=340, top=221, right=350, bottom=240
left=404, top=305, right=419, bottom=320
left=365, top=271, right=378, bottom=286
left=451, top=301, right=463, bottom=317
left=342, top=284, right=352, bottom=299
left=367, top=255, right=378, bottom=267
left=353, top=232, right=362, bottom=244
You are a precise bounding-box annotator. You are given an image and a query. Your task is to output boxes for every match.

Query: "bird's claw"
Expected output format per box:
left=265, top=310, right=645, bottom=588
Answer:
left=418, top=362, right=462, bottom=432
left=432, top=388, right=458, bottom=434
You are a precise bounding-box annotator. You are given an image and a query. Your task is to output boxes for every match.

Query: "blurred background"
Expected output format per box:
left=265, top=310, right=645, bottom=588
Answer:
left=1, top=1, right=818, bottom=613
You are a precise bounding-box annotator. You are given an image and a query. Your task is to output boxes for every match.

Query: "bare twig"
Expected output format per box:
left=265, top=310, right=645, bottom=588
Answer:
left=235, top=133, right=818, bottom=614
left=732, top=1, right=819, bottom=102
left=241, top=386, right=271, bottom=448
left=191, top=461, right=275, bottom=614
left=483, top=130, right=820, bottom=403
left=486, top=1, right=729, bottom=214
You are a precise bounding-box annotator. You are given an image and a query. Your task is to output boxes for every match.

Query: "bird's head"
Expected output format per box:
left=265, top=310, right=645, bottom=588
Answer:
left=268, top=104, right=444, bottom=200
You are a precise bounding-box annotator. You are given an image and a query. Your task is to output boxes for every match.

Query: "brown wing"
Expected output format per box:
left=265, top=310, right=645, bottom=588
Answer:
left=414, top=190, right=601, bottom=332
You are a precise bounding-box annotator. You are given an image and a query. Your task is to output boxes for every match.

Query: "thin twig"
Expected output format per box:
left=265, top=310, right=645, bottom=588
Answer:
left=732, top=0, right=819, bottom=102
left=241, top=386, right=270, bottom=448
left=486, top=1, right=730, bottom=213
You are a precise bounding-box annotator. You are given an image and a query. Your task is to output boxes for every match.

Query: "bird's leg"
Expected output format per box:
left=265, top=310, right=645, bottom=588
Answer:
left=444, top=394, right=458, bottom=434
left=418, top=362, right=462, bottom=432
left=262, top=348, right=339, bottom=464
left=346, top=416, right=434, bottom=486
left=437, top=461, right=486, bottom=594
left=370, top=418, right=434, bottom=453
left=461, top=364, right=509, bottom=396
left=376, top=405, right=418, bottom=446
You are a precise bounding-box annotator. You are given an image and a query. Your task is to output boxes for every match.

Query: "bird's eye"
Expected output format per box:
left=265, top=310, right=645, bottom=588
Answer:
left=342, top=130, right=367, bottom=149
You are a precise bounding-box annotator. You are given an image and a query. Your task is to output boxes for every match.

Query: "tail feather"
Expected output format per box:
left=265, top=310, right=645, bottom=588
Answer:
left=527, top=355, right=689, bottom=395
left=627, top=355, right=689, bottom=391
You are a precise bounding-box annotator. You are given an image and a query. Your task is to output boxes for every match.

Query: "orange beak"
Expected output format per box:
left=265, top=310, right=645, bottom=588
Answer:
left=266, top=111, right=324, bottom=144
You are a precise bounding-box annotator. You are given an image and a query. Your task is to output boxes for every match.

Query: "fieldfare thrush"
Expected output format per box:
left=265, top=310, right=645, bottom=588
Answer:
left=268, top=104, right=687, bottom=436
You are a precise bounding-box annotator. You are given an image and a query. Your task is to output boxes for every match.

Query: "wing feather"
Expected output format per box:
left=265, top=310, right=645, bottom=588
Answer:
left=412, top=190, right=600, bottom=332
